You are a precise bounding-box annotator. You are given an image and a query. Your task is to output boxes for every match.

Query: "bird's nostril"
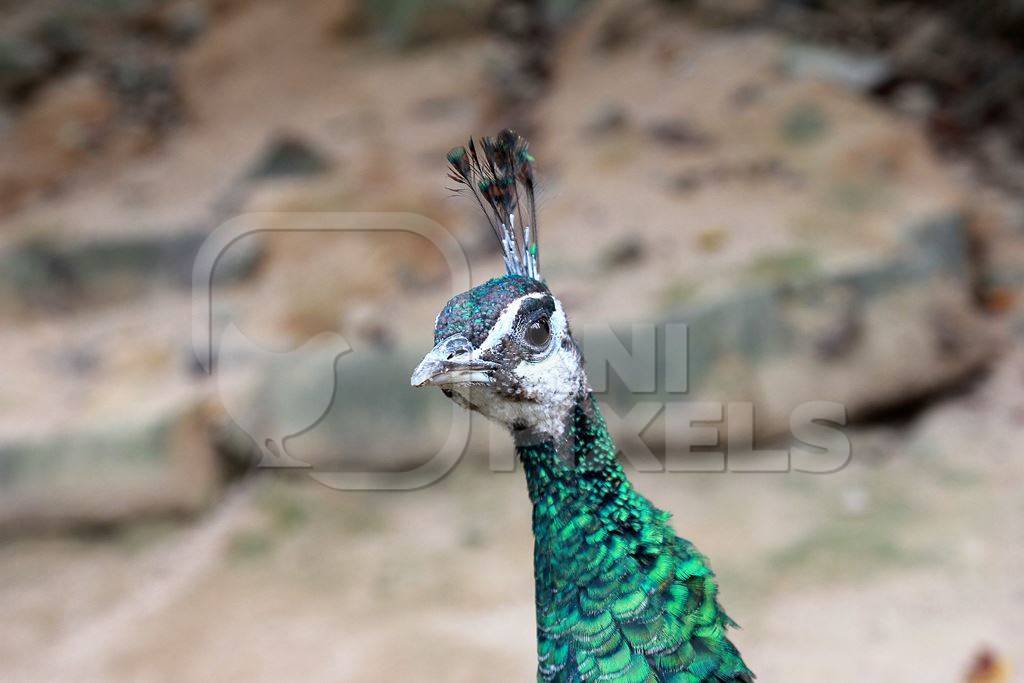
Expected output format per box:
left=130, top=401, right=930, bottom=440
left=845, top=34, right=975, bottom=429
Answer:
left=439, top=336, right=472, bottom=360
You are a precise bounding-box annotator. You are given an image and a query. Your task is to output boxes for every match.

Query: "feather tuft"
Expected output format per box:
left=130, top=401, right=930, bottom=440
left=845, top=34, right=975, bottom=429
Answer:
left=446, top=129, right=541, bottom=280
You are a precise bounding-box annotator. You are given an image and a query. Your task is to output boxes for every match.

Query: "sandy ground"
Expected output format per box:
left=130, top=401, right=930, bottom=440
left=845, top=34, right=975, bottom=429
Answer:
left=2, top=350, right=1021, bottom=682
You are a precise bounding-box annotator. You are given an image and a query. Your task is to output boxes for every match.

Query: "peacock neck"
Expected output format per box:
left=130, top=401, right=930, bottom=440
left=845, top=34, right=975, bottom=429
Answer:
left=516, top=392, right=651, bottom=545
left=515, top=395, right=754, bottom=682
left=515, top=391, right=670, bottom=643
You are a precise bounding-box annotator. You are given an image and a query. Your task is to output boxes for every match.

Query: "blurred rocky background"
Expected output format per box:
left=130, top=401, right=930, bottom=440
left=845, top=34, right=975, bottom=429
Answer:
left=0, top=0, right=1022, bottom=680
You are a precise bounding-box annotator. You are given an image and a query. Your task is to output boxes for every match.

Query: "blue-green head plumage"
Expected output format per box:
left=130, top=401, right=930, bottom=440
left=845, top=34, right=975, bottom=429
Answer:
left=412, top=130, right=753, bottom=682
left=433, top=275, right=549, bottom=346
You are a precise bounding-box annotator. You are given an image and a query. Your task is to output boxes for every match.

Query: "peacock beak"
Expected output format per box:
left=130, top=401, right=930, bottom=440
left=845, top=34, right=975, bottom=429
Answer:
left=411, top=335, right=498, bottom=387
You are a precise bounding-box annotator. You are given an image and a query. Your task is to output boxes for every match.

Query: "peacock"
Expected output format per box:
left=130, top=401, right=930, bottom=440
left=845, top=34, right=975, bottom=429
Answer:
left=411, top=130, right=753, bottom=682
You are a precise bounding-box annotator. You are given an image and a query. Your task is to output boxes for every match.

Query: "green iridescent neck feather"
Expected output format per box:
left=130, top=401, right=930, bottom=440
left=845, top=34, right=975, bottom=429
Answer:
left=518, top=394, right=753, bottom=683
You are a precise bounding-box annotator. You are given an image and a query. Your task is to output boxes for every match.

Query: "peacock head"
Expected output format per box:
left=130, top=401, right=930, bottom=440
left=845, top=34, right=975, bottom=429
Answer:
left=411, top=130, right=588, bottom=444
left=412, top=274, right=587, bottom=443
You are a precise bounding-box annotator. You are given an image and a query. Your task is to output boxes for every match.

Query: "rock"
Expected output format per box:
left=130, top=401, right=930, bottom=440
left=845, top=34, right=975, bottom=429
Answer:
left=0, top=385, right=221, bottom=533
left=245, top=132, right=333, bottom=180
left=212, top=338, right=457, bottom=475
left=964, top=648, right=1012, bottom=683
left=0, top=225, right=264, bottom=314
left=780, top=103, right=828, bottom=144
left=600, top=236, right=645, bottom=270
left=670, top=158, right=802, bottom=196
left=890, top=82, right=938, bottom=119
left=330, top=0, right=370, bottom=39
left=162, top=1, right=209, bottom=46
left=840, top=487, right=871, bottom=517
left=34, top=15, right=88, bottom=67
left=104, top=52, right=184, bottom=136
left=0, top=71, right=116, bottom=212
left=592, top=1, right=658, bottom=54
left=646, top=118, right=714, bottom=148
left=366, top=0, right=490, bottom=47
left=731, top=82, right=763, bottom=108
left=523, top=22, right=1006, bottom=458
left=613, top=214, right=996, bottom=446
left=0, top=38, right=52, bottom=101
left=965, top=185, right=1024, bottom=331
left=583, top=104, right=628, bottom=138
left=694, top=227, right=729, bottom=253
left=695, top=0, right=768, bottom=25
left=17, top=73, right=115, bottom=154
left=672, top=171, right=702, bottom=194
left=409, top=94, right=468, bottom=122
left=782, top=45, right=892, bottom=93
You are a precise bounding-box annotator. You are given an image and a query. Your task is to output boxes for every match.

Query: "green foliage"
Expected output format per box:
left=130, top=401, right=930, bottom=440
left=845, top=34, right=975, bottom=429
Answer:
left=362, top=0, right=486, bottom=48
left=228, top=530, right=273, bottom=561
left=781, top=103, right=828, bottom=145
left=744, top=249, right=819, bottom=283
left=828, top=180, right=880, bottom=213
left=659, top=278, right=700, bottom=310
left=111, top=519, right=181, bottom=554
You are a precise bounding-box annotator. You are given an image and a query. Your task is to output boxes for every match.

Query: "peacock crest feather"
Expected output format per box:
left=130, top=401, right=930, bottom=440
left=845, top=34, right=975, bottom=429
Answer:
left=447, top=129, right=541, bottom=281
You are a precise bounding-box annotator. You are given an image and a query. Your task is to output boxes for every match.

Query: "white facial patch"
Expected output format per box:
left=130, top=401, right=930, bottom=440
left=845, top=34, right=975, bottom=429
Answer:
left=476, top=292, right=548, bottom=353
left=456, top=296, right=586, bottom=442
left=508, top=300, right=583, bottom=439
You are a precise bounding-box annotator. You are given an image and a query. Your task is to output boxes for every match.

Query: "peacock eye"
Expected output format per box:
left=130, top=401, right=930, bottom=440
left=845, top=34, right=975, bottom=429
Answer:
left=524, top=317, right=551, bottom=348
